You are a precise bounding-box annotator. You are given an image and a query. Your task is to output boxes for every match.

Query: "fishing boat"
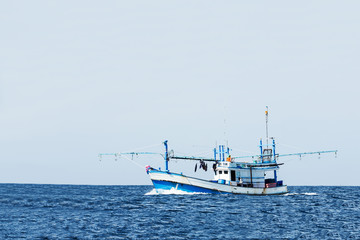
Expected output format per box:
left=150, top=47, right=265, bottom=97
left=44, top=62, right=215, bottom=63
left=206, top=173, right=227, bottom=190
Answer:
left=100, top=107, right=337, bottom=195
left=147, top=139, right=288, bottom=195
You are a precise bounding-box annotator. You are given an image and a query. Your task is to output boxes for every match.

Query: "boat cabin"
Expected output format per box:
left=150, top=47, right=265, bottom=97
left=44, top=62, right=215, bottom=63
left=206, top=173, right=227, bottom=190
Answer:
left=213, top=161, right=282, bottom=188
left=212, top=140, right=283, bottom=188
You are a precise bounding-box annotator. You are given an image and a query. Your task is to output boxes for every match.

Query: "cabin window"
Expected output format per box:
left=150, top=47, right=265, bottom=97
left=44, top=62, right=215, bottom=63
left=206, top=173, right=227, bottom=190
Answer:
left=224, top=171, right=228, bottom=174
left=219, top=171, right=222, bottom=174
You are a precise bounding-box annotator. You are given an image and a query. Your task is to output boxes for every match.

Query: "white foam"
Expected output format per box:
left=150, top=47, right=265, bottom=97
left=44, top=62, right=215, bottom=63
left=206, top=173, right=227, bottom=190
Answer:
left=284, top=192, right=318, bottom=196
left=145, top=188, right=208, bottom=195
left=283, top=192, right=298, bottom=196
left=303, top=192, right=317, bottom=196
left=144, top=189, right=158, bottom=195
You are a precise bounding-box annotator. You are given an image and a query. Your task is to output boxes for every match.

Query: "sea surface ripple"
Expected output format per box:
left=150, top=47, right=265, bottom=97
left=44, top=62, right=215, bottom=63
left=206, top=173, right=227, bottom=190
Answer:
left=0, top=184, right=359, bottom=239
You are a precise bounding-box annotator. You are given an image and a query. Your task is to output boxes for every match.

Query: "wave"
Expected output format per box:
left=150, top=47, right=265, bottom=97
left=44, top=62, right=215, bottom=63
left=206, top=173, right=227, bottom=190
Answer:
left=284, top=192, right=318, bottom=196
left=145, top=189, right=318, bottom=196
left=145, top=188, right=209, bottom=195
left=304, top=192, right=318, bottom=196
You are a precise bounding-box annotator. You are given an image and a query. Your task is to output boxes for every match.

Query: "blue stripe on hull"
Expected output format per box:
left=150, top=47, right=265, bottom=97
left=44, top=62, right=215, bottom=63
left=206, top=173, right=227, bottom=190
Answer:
left=151, top=180, right=223, bottom=194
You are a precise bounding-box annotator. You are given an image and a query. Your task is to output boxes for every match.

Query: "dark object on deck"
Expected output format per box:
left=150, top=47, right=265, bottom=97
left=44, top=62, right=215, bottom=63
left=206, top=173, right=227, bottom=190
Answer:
left=265, top=178, right=276, bottom=184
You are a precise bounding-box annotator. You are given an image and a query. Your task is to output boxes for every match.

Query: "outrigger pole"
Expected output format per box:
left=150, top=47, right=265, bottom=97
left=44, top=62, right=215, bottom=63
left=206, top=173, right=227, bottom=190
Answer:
left=233, top=150, right=338, bottom=160
left=99, top=147, right=337, bottom=163
left=169, top=149, right=338, bottom=162
left=98, top=152, right=162, bottom=164
left=169, top=156, right=217, bottom=162
left=99, top=142, right=171, bottom=171
left=98, top=152, right=160, bottom=159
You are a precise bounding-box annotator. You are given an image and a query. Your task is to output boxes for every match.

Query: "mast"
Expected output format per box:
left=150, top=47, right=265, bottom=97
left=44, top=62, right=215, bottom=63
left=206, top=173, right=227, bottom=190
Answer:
left=259, top=138, right=263, bottom=162
left=272, top=138, right=276, bottom=163
left=164, top=140, right=169, bottom=171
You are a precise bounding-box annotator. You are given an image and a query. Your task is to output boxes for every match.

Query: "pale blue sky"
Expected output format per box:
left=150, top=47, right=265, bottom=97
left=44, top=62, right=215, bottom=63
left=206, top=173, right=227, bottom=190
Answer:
left=0, top=1, right=359, bottom=185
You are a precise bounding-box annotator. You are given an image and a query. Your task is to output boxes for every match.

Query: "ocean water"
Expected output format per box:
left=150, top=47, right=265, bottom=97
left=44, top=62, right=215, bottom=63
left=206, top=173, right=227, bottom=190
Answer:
left=0, top=184, right=359, bottom=239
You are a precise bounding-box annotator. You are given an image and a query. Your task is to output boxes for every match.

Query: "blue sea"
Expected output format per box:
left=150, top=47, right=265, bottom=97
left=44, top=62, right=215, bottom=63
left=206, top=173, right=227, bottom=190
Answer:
left=0, top=184, right=359, bottom=239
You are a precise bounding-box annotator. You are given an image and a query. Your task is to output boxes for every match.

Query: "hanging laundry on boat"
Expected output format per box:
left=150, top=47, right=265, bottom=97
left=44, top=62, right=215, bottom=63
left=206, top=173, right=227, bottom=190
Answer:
left=199, top=160, right=207, bottom=171
left=212, top=163, right=217, bottom=173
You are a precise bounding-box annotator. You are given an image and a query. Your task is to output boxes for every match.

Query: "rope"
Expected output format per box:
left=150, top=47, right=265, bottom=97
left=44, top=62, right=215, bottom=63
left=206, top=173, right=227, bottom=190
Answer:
left=122, top=143, right=162, bottom=153
left=120, top=154, right=146, bottom=170
left=276, top=142, right=304, bottom=151
left=230, top=147, right=258, bottom=155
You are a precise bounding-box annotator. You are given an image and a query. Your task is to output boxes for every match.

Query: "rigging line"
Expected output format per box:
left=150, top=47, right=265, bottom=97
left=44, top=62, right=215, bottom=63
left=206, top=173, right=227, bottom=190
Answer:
left=172, top=150, right=190, bottom=156
left=175, top=150, right=212, bottom=157
left=229, top=147, right=258, bottom=155
left=120, top=154, right=145, bottom=170
left=276, top=142, right=304, bottom=151
left=188, top=150, right=214, bottom=157
left=173, top=152, right=214, bottom=160
left=122, top=143, right=163, bottom=153
left=191, top=144, right=218, bottom=148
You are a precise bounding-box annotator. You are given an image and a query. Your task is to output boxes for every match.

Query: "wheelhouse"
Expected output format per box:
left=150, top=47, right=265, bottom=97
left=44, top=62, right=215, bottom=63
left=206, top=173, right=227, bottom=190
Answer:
left=212, top=138, right=284, bottom=188
left=213, top=161, right=283, bottom=188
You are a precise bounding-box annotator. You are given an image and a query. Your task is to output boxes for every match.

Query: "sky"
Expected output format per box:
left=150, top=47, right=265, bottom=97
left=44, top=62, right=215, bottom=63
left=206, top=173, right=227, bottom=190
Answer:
left=0, top=1, right=359, bottom=186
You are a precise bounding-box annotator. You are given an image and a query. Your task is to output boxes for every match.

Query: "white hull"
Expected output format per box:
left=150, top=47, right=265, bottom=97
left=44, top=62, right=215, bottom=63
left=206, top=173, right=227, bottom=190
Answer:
left=149, top=170, right=288, bottom=195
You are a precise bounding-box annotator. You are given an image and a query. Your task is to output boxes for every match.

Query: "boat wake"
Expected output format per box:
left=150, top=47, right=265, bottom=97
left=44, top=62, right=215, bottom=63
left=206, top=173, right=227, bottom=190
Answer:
left=284, top=192, right=318, bottom=196
left=145, top=188, right=209, bottom=195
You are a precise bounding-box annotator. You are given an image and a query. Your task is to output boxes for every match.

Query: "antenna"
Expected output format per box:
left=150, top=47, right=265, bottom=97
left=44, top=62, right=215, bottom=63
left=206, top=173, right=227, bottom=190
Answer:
left=223, top=105, right=227, bottom=145
left=224, top=117, right=227, bottom=144
left=265, top=106, right=269, bottom=148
